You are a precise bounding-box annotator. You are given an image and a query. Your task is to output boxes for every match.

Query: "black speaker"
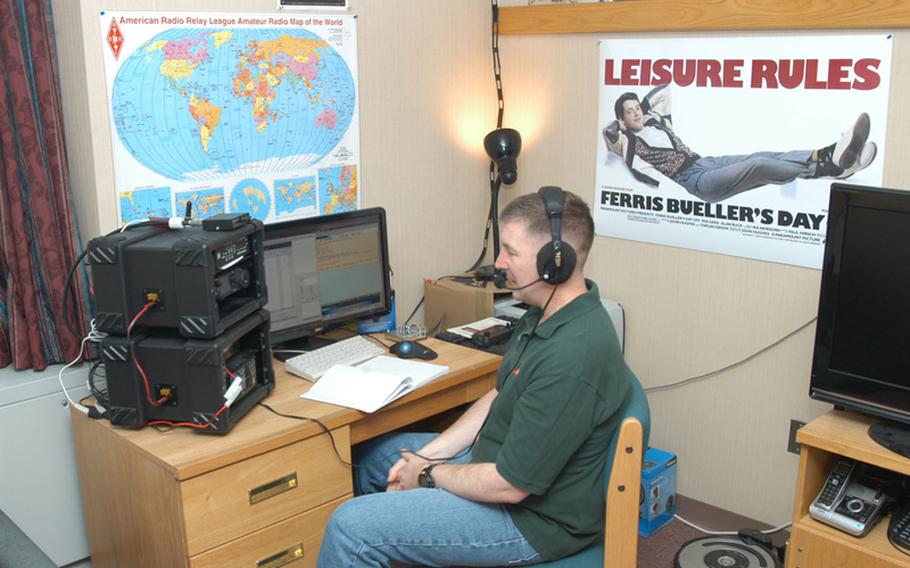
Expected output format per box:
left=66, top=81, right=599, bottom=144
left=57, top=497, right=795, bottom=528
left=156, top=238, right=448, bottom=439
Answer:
left=536, top=186, right=576, bottom=285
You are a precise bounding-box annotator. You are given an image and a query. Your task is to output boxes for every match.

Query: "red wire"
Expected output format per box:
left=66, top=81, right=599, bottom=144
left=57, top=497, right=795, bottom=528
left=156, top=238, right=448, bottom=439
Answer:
left=127, top=300, right=168, bottom=406
left=147, top=405, right=227, bottom=430
left=145, top=367, right=237, bottom=430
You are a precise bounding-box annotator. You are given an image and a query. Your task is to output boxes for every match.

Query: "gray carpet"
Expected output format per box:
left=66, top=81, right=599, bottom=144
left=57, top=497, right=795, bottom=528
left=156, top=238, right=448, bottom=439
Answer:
left=637, top=519, right=704, bottom=567
left=0, top=510, right=54, bottom=568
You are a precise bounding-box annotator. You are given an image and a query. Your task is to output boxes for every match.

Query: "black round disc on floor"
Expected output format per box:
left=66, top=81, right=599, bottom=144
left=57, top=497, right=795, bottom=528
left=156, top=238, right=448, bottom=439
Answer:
left=674, top=536, right=780, bottom=568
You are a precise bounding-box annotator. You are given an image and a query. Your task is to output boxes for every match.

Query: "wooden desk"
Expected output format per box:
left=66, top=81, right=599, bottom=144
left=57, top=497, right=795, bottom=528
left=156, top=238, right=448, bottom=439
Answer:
left=71, top=339, right=499, bottom=568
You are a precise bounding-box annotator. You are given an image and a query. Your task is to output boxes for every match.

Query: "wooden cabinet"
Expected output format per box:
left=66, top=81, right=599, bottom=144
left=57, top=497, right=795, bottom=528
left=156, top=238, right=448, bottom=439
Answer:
left=498, top=1, right=910, bottom=35
left=71, top=339, right=499, bottom=568
left=788, top=410, right=910, bottom=568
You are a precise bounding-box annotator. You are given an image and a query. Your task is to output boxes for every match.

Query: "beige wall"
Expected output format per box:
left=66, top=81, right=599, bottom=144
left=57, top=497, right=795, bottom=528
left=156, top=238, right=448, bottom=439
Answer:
left=50, top=0, right=910, bottom=525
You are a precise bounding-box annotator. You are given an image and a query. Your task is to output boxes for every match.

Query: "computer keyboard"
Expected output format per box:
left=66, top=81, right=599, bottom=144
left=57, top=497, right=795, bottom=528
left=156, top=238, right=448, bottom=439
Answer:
left=285, top=335, right=385, bottom=382
left=889, top=504, right=910, bottom=549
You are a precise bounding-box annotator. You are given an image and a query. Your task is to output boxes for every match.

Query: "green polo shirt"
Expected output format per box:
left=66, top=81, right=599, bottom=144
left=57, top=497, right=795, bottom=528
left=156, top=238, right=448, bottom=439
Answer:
left=470, top=280, right=633, bottom=561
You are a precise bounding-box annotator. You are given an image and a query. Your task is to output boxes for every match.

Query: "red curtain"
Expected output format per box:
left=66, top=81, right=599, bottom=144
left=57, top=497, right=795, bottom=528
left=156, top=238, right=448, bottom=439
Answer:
left=0, top=0, right=88, bottom=371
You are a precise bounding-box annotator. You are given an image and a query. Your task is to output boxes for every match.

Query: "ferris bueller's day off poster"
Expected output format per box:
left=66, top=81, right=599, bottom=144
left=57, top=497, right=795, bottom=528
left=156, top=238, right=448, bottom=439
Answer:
left=594, top=35, right=892, bottom=269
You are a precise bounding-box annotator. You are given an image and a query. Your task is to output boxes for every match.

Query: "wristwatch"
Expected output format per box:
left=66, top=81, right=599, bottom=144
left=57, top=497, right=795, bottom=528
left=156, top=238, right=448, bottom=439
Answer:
left=418, top=464, right=437, bottom=488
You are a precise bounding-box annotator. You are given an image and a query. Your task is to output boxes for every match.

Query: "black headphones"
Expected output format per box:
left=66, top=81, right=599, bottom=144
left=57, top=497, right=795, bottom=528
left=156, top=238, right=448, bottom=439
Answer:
left=536, top=186, right=577, bottom=285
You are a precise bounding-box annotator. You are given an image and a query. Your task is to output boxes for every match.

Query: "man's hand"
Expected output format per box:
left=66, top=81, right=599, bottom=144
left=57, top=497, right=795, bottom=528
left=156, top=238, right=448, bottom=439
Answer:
left=603, top=121, right=622, bottom=142
left=386, top=451, right=430, bottom=491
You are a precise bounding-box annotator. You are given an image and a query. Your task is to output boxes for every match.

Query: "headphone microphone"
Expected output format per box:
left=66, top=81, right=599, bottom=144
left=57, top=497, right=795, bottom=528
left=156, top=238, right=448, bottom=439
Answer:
left=493, top=270, right=542, bottom=291
left=493, top=186, right=576, bottom=291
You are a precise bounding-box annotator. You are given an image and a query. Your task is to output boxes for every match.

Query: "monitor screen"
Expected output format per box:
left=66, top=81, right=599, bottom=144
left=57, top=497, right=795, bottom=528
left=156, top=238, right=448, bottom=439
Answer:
left=262, top=208, right=392, bottom=346
left=810, top=183, right=910, bottom=424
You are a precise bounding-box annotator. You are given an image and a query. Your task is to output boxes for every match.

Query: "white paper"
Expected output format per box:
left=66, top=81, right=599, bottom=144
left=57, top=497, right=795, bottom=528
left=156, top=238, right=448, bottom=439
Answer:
left=357, top=356, right=449, bottom=388
left=446, top=317, right=511, bottom=339
left=302, top=365, right=411, bottom=413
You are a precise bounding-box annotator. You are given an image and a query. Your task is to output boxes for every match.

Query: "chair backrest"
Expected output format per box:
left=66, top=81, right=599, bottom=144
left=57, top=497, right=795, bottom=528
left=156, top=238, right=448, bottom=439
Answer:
left=535, top=376, right=651, bottom=568
left=603, top=376, right=650, bottom=567
left=604, top=377, right=651, bottom=495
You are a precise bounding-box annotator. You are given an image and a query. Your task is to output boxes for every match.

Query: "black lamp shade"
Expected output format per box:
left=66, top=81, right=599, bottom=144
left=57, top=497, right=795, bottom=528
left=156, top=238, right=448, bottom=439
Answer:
left=484, top=128, right=522, bottom=185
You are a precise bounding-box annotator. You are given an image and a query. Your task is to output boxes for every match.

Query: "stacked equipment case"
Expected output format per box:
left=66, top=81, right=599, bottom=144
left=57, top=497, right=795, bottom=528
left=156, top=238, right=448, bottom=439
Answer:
left=87, top=215, right=274, bottom=434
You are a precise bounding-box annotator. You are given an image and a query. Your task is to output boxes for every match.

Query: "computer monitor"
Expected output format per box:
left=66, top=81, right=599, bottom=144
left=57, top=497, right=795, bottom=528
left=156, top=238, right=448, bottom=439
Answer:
left=810, top=183, right=910, bottom=455
left=262, top=208, right=392, bottom=352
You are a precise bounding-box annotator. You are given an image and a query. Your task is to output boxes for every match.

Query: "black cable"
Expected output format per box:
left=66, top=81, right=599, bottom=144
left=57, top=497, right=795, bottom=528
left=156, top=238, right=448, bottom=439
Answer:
left=492, top=0, right=504, bottom=130
left=467, top=0, right=506, bottom=274
left=257, top=402, right=364, bottom=468
left=889, top=533, right=910, bottom=557
left=645, top=317, right=817, bottom=393
left=412, top=286, right=559, bottom=466
left=88, top=360, right=108, bottom=408
left=401, top=275, right=469, bottom=328
left=466, top=206, right=494, bottom=273
left=62, top=248, right=88, bottom=339
left=403, top=297, right=425, bottom=326
left=62, top=220, right=170, bottom=341
left=363, top=334, right=393, bottom=349
left=428, top=313, right=447, bottom=337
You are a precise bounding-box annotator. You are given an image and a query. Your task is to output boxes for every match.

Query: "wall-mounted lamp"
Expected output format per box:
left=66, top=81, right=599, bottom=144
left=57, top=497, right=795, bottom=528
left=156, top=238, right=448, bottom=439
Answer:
left=484, top=127, right=522, bottom=186
left=483, top=127, right=521, bottom=265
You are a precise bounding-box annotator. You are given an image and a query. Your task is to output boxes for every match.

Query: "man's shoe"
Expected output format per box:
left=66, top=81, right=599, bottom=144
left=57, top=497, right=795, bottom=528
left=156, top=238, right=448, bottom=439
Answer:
left=836, top=142, right=877, bottom=179
left=832, top=113, right=871, bottom=169
left=813, top=159, right=844, bottom=179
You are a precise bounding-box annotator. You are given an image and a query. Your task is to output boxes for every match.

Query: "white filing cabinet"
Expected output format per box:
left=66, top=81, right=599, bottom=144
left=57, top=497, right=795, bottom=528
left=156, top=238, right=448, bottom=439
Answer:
left=0, top=363, right=92, bottom=566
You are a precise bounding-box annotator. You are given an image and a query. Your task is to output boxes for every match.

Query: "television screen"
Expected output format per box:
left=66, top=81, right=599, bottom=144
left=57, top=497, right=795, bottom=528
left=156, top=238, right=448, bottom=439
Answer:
left=811, top=183, right=910, bottom=424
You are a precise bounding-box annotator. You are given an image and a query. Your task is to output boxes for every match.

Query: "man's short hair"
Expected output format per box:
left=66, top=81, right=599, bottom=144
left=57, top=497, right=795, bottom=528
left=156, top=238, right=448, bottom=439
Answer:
left=614, top=92, right=640, bottom=120
left=500, top=189, right=595, bottom=259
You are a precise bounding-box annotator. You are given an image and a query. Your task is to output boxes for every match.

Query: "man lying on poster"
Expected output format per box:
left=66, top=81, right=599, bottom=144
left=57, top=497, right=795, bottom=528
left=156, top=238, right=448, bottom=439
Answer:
left=602, top=84, right=876, bottom=204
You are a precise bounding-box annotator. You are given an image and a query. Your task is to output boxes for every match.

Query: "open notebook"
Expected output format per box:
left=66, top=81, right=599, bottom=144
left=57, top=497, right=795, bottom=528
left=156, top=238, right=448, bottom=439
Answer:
left=301, top=355, right=449, bottom=413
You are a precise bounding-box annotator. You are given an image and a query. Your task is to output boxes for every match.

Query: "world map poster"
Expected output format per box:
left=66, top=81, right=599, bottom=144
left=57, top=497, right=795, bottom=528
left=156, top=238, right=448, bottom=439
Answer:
left=100, top=11, right=361, bottom=225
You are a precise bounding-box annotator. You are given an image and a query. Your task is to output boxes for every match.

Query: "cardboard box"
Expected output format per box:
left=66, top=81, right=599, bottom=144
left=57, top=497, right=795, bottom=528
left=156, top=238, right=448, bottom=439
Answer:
left=639, top=447, right=677, bottom=538
left=424, top=277, right=508, bottom=330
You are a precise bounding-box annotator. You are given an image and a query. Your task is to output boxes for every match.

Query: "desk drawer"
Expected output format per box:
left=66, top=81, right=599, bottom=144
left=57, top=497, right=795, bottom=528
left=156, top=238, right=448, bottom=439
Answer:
left=190, top=495, right=348, bottom=568
left=182, top=427, right=352, bottom=555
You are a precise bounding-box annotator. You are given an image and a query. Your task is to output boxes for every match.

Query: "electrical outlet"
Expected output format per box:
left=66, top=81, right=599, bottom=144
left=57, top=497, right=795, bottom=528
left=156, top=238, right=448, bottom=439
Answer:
left=788, top=419, right=806, bottom=454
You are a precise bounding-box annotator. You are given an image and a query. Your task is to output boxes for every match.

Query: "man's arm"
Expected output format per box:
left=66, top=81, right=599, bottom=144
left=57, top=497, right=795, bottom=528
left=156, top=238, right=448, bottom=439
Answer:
left=387, top=389, right=497, bottom=490
left=603, top=121, right=629, bottom=160
left=427, top=462, right=530, bottom=504
left=642, top=83, right=671, bottom=125
left=387, top=389, right=530, bottom=504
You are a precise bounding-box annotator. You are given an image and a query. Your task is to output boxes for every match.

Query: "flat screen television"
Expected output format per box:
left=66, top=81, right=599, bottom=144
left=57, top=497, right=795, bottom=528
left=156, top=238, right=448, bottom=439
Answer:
left=261, top=208, right=392, bottom=354
left=811, top=183, right=910, bottom=455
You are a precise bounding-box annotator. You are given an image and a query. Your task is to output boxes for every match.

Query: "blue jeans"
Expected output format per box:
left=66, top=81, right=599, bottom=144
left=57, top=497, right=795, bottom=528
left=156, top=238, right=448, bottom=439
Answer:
left=317, top=432, right=543, bottom=567
left=673, top=150, right=815, bottom=203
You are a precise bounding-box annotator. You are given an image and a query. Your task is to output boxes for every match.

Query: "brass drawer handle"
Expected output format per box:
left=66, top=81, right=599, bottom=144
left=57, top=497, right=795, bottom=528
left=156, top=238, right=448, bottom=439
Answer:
left=257, top=543, right=304, bottom=568
left=249, top=473, right=298, bottom=505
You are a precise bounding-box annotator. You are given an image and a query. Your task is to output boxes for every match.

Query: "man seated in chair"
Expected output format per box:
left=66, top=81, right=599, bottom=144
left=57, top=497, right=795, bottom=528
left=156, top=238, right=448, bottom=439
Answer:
left=317, top=188, right=635, bottom=567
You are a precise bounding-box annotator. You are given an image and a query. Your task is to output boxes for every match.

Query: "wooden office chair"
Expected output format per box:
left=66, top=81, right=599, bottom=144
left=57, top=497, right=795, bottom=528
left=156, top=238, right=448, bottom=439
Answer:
left=538, top=377, right=651, bottom=568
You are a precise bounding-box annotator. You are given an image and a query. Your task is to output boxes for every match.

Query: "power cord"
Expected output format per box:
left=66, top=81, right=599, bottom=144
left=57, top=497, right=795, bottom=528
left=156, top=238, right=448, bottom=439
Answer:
left=62, top=218, right=172, bottom=341
left=258, top=402, right=363, bottom=468
left=645, top=317, right=816, bottom=394
left=467, top=0, right=506, bottom=273
left=127, top=299, right=170, bottom=407
left=401, top=275, right=468, bottom=329
left=889, top=533, right=910, bottom=557
left=363, top=334, right=393, bottom=350
left=58, top=318, right=109, bottom=416
left=673, top=514, right=791, bottom=537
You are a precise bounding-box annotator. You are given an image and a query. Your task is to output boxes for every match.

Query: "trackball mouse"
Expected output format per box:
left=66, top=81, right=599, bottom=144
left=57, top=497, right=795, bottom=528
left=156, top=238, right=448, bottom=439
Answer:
left=390, top=341, right=438, bottom=360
